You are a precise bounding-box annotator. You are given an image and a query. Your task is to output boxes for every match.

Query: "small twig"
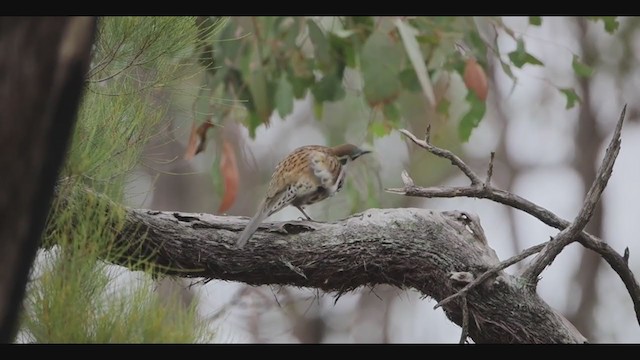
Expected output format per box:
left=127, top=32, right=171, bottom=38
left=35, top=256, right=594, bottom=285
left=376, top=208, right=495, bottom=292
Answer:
left=87, top=32, right=129, bottom=79
left=389, top=179, right=640, bottom=325
left=399, top=128, right=483, bottom=185
left=624, top=247, right=630, bottom=265
left=521, top=105, right=626, bottom=286
left=459, top=296, right=469, bottom=344
left=435, top=242, right=546, bottom=309
left=87, top=31, right=156, bottom=84
left=393, top=106, right=640, bottom=326
left=205, top=286, right=251, bottom=322
left=281, top=258, right=308, bottom=279
left=270, top=286, right=283, bottom=308
left=485, top=152, right=495, bottom=186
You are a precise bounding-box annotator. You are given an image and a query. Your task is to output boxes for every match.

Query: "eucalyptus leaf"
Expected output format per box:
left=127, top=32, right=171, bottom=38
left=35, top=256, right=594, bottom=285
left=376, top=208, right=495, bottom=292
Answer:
left=248, top=67, right=272, bottom=125
left=370, top=121, right=389, bottom=137
left=275, top=74, right=294, bottom=118
left=559, top=88, right=582, bottom=109
left=396, top=19, right=436, bottom=107
left=361, top=32, right=404, bottom=106
left=508, top=38, right=544, bottom=68
left=383, top=103, right=401, bottom=123
left=588, top=16, right=619, bottom=34
left=307, top=19, right=333, bottom=73
left=572, top=55, right=594, bottom=78
left=399, top=68, right=421, bottom=92
left=458, top=91, right=486, bottom=142
left=311, top=74, right=346, bottom=102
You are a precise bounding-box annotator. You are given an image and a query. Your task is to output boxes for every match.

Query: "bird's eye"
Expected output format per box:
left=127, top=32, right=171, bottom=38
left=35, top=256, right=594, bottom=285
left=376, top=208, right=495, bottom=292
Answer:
left=339, top=157, right=348, bottom=165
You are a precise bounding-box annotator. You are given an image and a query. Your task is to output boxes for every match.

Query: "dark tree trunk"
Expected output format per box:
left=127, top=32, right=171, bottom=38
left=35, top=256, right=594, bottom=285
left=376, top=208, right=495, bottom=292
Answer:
left=0, top=16, right=96, bottom=342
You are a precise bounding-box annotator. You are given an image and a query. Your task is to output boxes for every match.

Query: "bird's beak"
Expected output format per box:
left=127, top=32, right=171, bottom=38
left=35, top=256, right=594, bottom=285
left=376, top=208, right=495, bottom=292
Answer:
left=353, top=149, right=372, bottom=161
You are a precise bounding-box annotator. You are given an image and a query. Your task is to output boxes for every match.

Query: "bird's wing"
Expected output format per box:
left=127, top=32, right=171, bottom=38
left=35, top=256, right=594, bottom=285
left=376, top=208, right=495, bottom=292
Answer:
left=309, top=150, right=343, bottom=193
left=263, top=184, right=300, bottom=218
left=266, top=146, right=317, bottom=199
left=263, top=146, right=341, bottom=212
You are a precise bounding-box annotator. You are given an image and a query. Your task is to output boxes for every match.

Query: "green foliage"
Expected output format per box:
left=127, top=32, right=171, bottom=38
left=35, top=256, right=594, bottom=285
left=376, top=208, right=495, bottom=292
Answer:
left=508, top=38, right=544, bottom=68
left=560, top=88, right=582, bottom=109
left=383, top=103, right=401, bottom=123
left=199, top=16, right=619, bottom=143
left=22, top=17, right=214, bottom=343
left=499, top=59, right=516, bottom=81
left=311, top=73, right=346, bottom=102
left=203, top=17, right=501, bottom=142
left=369, top=121, right=388, bottom=138
left=458, top=91, right=486, bottom=142
left=361, top=32, right=405, bottom=106
left=572, top=54, right=595, bottom=78
left=437, top=98, right=451, bottom=116
left=588, top=16, right=620, bottom=34
left=248, top=67, right=272, bottom=124
left=398, top=68, right=422, bottom=92
left=275, top=74, right=294, bottom=117
left=25, top=187, right=212, bottom=343
left=89, top=17, right=202, bottom=93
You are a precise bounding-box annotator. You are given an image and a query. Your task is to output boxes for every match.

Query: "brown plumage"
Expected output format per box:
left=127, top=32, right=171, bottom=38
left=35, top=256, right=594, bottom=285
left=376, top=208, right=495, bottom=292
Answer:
left=236, top=143, right=371, bottom=248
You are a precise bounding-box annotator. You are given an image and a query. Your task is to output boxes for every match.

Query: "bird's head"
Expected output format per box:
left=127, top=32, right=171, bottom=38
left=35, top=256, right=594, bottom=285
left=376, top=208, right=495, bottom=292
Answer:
left=331, top=144, right=372, bottom=165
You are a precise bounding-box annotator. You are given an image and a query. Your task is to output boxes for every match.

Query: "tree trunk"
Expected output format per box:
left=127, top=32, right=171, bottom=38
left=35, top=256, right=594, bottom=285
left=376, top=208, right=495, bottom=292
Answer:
left=0, top=17, right=96, bottom=342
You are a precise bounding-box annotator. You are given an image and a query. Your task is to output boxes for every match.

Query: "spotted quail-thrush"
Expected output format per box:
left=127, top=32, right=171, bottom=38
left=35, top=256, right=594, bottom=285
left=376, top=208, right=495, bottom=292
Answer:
left=235, top=143, right=371, bottom=248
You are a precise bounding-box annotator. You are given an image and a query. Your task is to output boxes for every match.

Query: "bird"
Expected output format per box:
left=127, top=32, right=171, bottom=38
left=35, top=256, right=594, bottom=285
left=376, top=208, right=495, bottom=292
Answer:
left=235, top=143, right=371, bottom=248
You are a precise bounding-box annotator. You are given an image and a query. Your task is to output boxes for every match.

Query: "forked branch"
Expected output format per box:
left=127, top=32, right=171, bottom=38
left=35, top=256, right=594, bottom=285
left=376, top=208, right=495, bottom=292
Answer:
left=521, top=105, right=625, bottom=285
left=386, top=105, right=640, bottom=326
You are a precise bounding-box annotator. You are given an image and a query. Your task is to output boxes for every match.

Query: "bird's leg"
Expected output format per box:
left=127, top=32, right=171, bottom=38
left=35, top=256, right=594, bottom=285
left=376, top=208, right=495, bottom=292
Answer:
left=295, top=206, right=317, bottom=222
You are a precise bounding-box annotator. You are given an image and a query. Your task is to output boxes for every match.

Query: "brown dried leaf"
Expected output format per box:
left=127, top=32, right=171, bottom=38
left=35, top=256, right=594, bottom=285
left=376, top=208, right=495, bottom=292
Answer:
left=184, top=119, right=216, bottom=160
left=217, top=140, right=239, bottom=213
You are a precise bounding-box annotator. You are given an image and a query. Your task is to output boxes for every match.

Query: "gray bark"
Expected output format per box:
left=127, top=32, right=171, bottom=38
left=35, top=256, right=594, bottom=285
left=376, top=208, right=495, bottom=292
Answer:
left=77, top=189, right=587, bottom=343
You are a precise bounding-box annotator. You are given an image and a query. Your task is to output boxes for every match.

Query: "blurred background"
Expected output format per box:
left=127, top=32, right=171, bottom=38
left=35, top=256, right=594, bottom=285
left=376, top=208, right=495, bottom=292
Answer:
left=26, top=16, right=640, bottom=343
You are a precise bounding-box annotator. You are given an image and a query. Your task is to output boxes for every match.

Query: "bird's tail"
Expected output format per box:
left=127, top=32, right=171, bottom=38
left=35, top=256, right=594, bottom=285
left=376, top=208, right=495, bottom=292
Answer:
left=236, top=203, right=269, bottom=248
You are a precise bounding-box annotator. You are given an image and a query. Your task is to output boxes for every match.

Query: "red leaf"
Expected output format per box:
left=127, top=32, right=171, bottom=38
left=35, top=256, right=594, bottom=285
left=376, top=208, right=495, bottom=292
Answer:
left=463, top=58, right=488, bottom=102
left=217, top=140, right=239, bottom=213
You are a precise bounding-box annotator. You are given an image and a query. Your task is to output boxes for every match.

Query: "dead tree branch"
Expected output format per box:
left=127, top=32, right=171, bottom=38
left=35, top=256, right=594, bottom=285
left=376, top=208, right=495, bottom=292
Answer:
left=435, top=241, right=547, bottom=309
left=386, top=106, right=640, bottom=327
left=521, top=105, right=624, bottom=285
left=47, top=188, right=587, bottom=343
